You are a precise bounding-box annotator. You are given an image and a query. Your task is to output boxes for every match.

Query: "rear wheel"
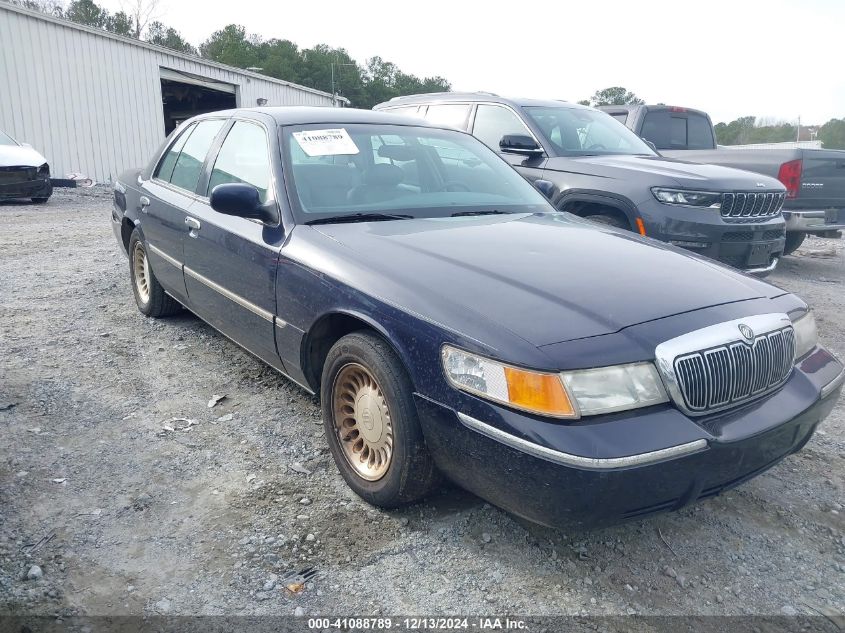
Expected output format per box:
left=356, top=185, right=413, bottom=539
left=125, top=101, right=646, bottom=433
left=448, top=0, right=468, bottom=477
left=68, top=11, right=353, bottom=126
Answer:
left=128, top=230, right=180, bottom=318
left=31, top=197, right=49, bottom=204
left=783, top=232, right=806, bottom=256
left=583, top=213, right=629, bottom=230
left=321, top=331, right=439, bottom=507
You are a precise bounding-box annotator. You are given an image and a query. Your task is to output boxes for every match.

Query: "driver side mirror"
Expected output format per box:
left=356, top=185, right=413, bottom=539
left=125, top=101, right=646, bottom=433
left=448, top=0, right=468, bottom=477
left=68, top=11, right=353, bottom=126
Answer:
left=210, top=183, right=278, bottom=224
left=499, top=134, right=544, bottom=157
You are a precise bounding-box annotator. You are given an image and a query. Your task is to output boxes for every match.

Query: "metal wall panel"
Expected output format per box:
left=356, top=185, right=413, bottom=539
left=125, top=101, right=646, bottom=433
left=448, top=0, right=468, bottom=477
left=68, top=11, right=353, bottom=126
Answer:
left=0, top=4, right=338, bottom=182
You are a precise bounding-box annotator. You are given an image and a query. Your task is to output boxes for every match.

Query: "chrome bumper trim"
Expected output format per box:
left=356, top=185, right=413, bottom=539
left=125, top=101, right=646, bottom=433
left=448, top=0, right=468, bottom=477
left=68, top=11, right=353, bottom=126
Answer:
left=821, top=369, right=845, bottom=399
left=147, top=243, right=182, bottom=269
left=743, top=257, right=779, bottom=275
left=184, top=265, right=274, bottom=322
left=784, top=210, right=845, bottom=232
left=456, top=412, right=708, bottom=470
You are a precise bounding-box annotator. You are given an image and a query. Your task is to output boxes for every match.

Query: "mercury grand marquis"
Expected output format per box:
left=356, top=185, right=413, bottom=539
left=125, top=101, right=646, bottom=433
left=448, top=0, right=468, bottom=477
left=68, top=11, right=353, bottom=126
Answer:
left=111, top=107, right=843, bottom=528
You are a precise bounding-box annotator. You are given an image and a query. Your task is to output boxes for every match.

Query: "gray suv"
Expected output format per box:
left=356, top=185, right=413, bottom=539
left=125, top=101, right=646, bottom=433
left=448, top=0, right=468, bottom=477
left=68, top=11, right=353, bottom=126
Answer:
left=374, top=93, right=787, bottom=274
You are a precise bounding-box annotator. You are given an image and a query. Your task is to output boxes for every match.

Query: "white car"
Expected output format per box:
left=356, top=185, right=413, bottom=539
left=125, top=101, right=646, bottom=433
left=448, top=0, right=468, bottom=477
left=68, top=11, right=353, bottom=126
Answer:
left=0, top=130, right=52, bottom=203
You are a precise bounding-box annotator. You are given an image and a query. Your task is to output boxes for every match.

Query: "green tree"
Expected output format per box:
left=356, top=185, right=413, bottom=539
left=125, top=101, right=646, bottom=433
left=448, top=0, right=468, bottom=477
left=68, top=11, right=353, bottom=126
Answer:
left=7, top=0, right=64, bottom=16
left=105, top=10, right=134, bottom=36
left=199, top=24, right=261, bottom=69
left=146, top=20, right=195, bottom=53
left=587, top=86, right=644, bottom=107
left=577, top=99, right=591, bottom=106
left=258, top=38, right=302, bottom=85
left=818, top=118, right=845, bottom=149
left=65, top=0, right=108, bottom=27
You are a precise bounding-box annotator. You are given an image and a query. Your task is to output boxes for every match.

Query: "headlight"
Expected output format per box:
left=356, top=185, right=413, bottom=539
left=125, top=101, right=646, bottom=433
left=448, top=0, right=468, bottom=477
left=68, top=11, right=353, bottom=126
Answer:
left=442, top=346, right=669, bottom=418
left=37, top=163, right=49, bottom=177
left=792, top=311, right=817, bottom=360
left=442, top=346, right=576, bottom=418
left=652, top=187, right=722, bottom=208
left=561, top=363, right=669, bottom=416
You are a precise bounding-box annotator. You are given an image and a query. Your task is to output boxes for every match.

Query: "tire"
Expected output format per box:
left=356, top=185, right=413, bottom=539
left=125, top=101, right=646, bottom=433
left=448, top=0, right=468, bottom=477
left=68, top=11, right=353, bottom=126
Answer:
left=583, top=213, right=629, bottom=230
left=31, top=181, right=53, bottom=204
left=783, top=232, right=806, bottom=256
left=321, top=331, right=439, bottom=507
left=128, top=229, right=181, bottom=318
left=31, top=197, right=50, bottom=204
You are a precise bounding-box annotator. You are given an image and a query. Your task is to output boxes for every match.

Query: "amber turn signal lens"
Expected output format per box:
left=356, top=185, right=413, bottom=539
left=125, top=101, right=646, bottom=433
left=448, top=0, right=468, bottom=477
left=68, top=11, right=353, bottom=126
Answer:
left=503, top=366, right=575, bottom=417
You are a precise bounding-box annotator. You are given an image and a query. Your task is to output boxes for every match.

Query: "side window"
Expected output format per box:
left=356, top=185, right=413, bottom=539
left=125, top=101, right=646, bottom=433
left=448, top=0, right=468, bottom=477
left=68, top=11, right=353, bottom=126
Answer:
left=687, top=114, right=715, bottom=149
left=169, top=119, right=225, bottom=192
left=424, top=104, right=471, bottom=130
left=610, top=113, right=628, bottom=125
left=472, top=105, right=533, bottom=151
left=384, top=105, right=421, bottom=118
left=154, top=123, right=195, bottom=182
left=208, top=121, right=271, bottom=203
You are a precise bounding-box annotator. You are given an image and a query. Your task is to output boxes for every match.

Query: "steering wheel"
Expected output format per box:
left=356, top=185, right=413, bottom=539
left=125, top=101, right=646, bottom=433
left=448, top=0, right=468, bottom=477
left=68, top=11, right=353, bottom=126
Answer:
left=586, top=143, right=607, bottom=151
left=441, top=181, right=471, bottom=192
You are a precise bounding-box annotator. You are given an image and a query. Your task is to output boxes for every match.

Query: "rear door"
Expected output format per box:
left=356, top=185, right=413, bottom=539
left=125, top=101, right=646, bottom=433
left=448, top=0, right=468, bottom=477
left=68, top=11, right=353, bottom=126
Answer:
left=181, top=117, right=285, bottom=370
left=139, top=119, right=226, bottom=301
left=469, top=103, right=547, bottom=182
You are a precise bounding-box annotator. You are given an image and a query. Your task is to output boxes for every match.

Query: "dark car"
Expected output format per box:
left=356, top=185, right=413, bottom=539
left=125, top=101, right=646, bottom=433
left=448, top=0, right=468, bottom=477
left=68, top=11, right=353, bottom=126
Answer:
left=0, top=129, right=52, bottom=203
left=111, top=107, right=843, bottom=528
left=600, top=103, right=845, bottom=256
left=374, top=93, right=787, bottom=274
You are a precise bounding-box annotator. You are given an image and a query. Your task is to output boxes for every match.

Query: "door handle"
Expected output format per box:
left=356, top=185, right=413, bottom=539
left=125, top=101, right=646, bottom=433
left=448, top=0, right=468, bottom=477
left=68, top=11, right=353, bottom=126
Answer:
left=185, top=216, right=201, bottom=230
left=139, top=196, right=150, bottom=211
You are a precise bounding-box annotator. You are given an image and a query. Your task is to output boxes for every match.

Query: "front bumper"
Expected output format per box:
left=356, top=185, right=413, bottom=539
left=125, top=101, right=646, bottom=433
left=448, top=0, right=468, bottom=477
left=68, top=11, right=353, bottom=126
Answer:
left=783, top=208, right=845, bottom=233
left=638, top=202, right=786, bottom=272
left=0, top=177, right=51, bottom=200
left=416, top=348, right=843, bottom=529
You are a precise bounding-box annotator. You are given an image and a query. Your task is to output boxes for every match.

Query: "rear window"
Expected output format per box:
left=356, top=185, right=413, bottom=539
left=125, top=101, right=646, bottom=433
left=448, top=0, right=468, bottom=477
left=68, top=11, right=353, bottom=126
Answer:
left=641, top=110, right=714, bottom=150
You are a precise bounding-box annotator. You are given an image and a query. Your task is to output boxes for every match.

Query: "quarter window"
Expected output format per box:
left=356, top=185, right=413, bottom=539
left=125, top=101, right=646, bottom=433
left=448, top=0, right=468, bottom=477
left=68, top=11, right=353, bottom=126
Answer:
left=424, top=104, right=471, bottom=130
left=207, top=121, right=272, bottom=202
left=168, top=119, right=225, bottom=192
left=472, top=104, right=534, bottom=151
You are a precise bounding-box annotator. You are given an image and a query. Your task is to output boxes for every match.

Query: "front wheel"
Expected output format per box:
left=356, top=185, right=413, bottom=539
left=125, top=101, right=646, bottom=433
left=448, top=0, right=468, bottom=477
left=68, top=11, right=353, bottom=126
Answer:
left=321, top=332, right=439, bottom=507
left=783, top=232, right=806, bottom=256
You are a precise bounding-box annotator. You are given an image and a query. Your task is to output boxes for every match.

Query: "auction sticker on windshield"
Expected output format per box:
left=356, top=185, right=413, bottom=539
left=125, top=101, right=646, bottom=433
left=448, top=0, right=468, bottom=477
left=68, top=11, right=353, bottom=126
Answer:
left=292, top=128, right=359, bottom=156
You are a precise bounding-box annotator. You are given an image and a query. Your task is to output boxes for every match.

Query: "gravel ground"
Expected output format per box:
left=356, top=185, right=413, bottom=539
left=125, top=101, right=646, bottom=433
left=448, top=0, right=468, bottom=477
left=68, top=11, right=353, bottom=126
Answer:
left=1, top=187, right=843, bottom=620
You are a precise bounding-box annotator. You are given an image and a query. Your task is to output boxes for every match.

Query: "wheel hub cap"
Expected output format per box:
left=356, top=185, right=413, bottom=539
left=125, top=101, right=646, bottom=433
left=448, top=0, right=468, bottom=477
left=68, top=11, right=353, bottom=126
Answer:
left=332, top=363, right=393, bottom=481
left=133, top=243, right=150, bottom=303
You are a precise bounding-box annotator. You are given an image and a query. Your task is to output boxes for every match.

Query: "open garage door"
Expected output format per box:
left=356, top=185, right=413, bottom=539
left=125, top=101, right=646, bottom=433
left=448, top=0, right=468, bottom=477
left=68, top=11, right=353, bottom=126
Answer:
left=160, top=68, right=237, bottom=135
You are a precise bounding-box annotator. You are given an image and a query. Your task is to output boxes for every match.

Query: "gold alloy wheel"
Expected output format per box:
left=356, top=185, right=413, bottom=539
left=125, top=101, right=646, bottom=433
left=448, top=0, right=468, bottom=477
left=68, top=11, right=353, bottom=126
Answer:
left=133, top=242, right=151, bottom=304
left=332, top=363, right=394, bottom=481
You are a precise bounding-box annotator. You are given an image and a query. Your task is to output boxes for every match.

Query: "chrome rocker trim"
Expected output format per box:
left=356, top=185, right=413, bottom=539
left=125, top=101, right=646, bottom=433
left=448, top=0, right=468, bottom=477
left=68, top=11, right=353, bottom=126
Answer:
left=456, top=412, right=708, bottom=470
left=147, top=243, right=182, bottom=269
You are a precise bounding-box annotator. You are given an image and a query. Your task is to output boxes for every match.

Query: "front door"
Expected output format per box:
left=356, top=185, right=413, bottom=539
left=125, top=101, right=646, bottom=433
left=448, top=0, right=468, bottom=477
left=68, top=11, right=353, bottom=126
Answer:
left=181, top=119, right=284, bottom=370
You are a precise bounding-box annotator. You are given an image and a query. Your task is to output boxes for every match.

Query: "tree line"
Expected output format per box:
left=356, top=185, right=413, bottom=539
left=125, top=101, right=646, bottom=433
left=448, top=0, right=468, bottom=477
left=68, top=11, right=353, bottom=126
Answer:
left=4, top=0, right=451, bottom=108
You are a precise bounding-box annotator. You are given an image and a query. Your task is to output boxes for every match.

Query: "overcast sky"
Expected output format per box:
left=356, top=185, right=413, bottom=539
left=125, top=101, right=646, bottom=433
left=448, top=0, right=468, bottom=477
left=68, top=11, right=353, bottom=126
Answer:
left=101, top=0, right=843, bottom=124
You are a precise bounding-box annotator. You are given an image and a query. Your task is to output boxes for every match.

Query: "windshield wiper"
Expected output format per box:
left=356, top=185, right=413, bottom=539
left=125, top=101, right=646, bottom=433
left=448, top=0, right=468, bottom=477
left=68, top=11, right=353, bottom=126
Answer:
left=450, top=210, right=510, bottom=217
left=305, top=212, right=413, bottom=225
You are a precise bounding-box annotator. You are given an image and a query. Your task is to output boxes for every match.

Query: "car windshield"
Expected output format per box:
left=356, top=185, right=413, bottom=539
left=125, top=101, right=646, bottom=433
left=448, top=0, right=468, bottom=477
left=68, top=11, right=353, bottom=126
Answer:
left=523, top=106, right=656, bottom=157
left=0, top=130, right=18, bottom=146
left=282, top=123, right=552, bottom=222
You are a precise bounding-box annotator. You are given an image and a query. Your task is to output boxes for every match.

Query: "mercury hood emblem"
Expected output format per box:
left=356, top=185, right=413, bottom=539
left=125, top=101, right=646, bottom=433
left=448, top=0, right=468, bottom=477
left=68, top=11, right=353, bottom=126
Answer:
left=738, top=323, right=755, bottom=342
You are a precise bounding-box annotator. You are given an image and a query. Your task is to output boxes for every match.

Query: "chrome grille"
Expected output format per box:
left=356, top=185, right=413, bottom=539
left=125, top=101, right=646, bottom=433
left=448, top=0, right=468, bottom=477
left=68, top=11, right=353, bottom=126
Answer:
left=674, top=326, right=794, bottom=414
left=721, top=191, right=785, bottom=219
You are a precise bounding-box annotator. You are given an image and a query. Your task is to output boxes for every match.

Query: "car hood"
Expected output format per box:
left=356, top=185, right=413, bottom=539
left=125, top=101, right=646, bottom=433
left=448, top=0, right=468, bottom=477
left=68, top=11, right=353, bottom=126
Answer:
left=546, top=154, right=784, bottom=191
left=0, top=144, right=47, bottom=168
left=309, top=213, right=780, bottom=347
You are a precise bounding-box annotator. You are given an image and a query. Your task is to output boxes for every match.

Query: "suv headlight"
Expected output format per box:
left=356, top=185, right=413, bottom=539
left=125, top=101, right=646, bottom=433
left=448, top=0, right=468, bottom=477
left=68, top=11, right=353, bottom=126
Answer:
left=37, top=163, right=50, bottom=177
left=442, top=346, right=668, bottom=418
left=652, top=187, right=722, bottom=208
left=792, top=311, right=817, bottom=360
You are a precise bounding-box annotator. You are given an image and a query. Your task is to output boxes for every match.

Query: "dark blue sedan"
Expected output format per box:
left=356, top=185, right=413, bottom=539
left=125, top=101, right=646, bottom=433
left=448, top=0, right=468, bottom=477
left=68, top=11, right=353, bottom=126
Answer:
left=111, top=107, right=844, bottom=528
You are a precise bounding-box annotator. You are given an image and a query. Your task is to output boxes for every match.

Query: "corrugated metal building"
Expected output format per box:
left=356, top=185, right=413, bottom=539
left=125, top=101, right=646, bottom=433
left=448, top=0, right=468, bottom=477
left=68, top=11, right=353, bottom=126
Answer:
left=0, top=3, right=342, bottom=182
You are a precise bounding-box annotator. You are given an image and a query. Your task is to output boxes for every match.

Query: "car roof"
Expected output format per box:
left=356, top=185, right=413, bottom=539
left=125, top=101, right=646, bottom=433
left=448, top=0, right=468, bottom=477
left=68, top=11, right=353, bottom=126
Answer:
left=374, top=92, right=592, bottom=111
left=191, top=106, right=442, bottom=127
